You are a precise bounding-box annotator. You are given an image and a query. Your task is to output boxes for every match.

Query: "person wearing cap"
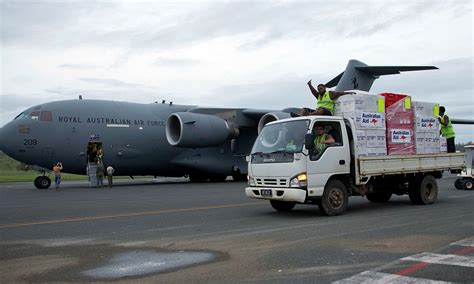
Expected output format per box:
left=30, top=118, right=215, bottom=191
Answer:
left=439, top=106, right=456, bottom=153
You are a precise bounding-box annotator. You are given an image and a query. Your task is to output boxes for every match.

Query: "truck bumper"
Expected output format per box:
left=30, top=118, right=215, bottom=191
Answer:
left=245, top=187, right=307, bottom=203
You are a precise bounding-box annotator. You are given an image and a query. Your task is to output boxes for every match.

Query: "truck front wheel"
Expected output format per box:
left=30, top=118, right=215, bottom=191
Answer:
left=319, top=180, right=348, bottom=216
left=411, top=175, right=438, bottom=205
left=270, top=200, right=296, bottom=212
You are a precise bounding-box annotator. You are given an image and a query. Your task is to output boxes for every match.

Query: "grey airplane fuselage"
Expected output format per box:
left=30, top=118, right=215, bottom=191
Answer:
left=0, top=100, right=251, bottom=176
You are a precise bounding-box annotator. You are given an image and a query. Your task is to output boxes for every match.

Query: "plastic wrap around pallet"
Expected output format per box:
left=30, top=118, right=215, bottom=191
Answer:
left=381, top=93, right=415, bottom=156
left=334, top=92, right=387, bottom=156
left=413, top=101, right=441, bottom=154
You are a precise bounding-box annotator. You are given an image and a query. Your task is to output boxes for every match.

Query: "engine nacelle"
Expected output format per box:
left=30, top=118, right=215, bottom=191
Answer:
left=166, top=112, right=239, bottom=148
left=257, top=112, right=291, bottom=133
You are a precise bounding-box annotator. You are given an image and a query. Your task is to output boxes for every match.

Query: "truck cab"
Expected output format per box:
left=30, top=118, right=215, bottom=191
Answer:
left=246, top=116, right=351, bottom=213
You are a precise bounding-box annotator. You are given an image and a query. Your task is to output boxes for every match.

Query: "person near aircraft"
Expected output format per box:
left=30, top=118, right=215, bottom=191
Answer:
left=52, top=162, right=63, bottom=190
left=96, top=161, right=105, bottom=188
left=106, top=165, right=115, bottom=188
left=293, top=81, right=355, bottom=116
left=314, top=124, right=335, bottom=153
left=97, top=148, right=103, bottom=160
left=439, top=106, right=456, bottom=153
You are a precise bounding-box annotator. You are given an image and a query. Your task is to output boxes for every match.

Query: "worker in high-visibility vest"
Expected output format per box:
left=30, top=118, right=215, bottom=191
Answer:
left=313, top=124, right=335, bottom=153
left=293, top=81, right=355, bottom=117
left=439, top=106, right=456, bottom=153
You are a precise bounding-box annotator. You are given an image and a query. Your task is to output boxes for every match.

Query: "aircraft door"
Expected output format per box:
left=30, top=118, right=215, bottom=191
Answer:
left=87, top=142, right=103, bottom=163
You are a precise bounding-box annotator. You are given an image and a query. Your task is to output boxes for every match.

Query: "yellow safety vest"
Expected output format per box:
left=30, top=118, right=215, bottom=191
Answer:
left=440, top=114, right=455, bottom=138
left=314, top=133, right=329, bottom=152
left=317, top=90, right=334, bottom=113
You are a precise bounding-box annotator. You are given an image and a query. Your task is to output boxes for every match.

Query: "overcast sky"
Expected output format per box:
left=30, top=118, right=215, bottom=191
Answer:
left=1, top=0, right=473, bottom=142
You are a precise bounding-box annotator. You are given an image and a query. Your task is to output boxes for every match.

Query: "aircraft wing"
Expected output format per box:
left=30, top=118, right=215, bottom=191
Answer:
left=451, top=118, right=474, bottom=125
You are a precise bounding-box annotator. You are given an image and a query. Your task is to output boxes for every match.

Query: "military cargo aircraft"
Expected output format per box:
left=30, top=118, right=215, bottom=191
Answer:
left=0, top=59, right=470, bottom=189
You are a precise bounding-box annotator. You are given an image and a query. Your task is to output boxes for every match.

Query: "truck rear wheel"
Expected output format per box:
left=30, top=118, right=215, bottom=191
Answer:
left=319, top=180, right=348, bottom=216
left=366, top=192, right=392, bottom=203
left=462, top=179, right=473, bottom=190
left=454, top=179, right=463, bottom=190
left=270, top=200, right=296, bottom=212
left=411, top=175, right=438, bottom=205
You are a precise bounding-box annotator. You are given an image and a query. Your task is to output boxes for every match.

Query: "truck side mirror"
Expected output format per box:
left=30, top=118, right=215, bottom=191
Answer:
left=304, top=133, right=314, bottom=150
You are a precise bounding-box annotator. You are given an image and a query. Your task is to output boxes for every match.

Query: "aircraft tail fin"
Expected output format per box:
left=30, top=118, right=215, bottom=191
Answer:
left=327, top=59, right=438, bottom=92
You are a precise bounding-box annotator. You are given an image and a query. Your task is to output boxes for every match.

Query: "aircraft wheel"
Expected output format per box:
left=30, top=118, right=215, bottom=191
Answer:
left=209, top=175, right=227, bottom=182
left=34, top=176, right=51, bottom=189
left=454, top=179, right=463, bottom=190
left=412, top=175, right=438, bottom=205
left=462, top=179, right=473, bottom=190
left=366, top=192, right=392, bottom=203
left=270, top=200, right=296, bottom=212
left=319, top=179, right=348, bottom=216
left=188, top=174, right=207, bottom=183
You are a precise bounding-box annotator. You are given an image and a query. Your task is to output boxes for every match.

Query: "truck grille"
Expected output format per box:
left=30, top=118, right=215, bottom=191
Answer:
left=255, top=178, right=288, bottom=187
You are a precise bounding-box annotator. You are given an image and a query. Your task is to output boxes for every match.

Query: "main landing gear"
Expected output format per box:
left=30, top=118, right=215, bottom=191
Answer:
left=34, top=175, right=51, bottom=189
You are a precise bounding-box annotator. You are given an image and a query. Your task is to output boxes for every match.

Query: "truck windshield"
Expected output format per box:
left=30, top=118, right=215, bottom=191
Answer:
left=252, top=120, right=309, bottom=154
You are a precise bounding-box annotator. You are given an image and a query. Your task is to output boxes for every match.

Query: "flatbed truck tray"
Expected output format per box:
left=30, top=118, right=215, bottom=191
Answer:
left=358, top=152, right=465, bottom=177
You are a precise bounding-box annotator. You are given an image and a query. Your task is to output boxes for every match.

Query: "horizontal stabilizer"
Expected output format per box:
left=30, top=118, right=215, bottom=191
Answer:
left=356, top=66, right=438, bottom=76
left=326, top=59, right=439, bottom=92
left=325, top=71, right=344, bottom=88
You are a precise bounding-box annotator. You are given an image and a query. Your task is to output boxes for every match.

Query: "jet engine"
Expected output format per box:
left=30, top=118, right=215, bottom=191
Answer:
left=257, top=112, right=291, bottom=133
left=166, top=112, right=239, bottom=148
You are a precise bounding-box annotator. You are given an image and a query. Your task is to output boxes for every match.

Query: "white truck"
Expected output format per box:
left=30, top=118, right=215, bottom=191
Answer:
left=245, top=116, right=468, bottom=216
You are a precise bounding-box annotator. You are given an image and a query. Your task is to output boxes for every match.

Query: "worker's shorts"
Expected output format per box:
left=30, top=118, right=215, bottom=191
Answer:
left=318, top=107, right=333, bottom=116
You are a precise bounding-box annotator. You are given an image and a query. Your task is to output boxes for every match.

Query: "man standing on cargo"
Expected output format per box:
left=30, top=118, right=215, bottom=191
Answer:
left=439, top=106, right=456, bottom=153
left=295, top=81, right=355, bottom=116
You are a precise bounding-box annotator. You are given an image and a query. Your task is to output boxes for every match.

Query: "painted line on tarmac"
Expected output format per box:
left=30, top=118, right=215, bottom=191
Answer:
left=0, top=202, right=265, bottom=229
left=401, top=253, right=474, bottom=268
left=332, top=271, right=451, bottom=284
left=334, top=237, right=474, bottom=283
left=450, top=237, right=474, bottom=247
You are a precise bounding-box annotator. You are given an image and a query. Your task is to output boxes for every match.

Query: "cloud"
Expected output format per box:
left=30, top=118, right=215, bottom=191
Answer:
left=79, top=78, right=144, bottom=88
left=4, top=1, right=468, bottom=51
left=154, top=57, right=199, bottom=67
left=59, top=64, right=101, bottom=69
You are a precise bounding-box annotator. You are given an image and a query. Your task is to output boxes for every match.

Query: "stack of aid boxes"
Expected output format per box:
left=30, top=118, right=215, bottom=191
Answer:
left=413, top=101, right=441, bottom=154
left=380, top=93, right=415, bottom=155
left=334, top=91, right=387, bottom=156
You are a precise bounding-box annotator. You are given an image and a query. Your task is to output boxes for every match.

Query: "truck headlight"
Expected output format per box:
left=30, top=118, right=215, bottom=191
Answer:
left=290, top=173, right=307, bottom=188
left=248, top=175, right=256, bottom=186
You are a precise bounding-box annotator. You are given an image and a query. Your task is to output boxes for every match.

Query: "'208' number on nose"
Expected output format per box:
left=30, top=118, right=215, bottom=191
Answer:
left=23, top=139, right=38, bottom=146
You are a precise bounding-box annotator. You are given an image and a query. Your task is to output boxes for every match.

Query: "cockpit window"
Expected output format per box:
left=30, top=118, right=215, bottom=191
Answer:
left=29, top=111, right=40, bottom=120
left=40, top=111, right=52, bottom=121
left=14, top=112, right=29, bottom=120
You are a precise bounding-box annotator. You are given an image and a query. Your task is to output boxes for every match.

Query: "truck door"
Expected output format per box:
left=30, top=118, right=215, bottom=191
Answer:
left=306, top=120, right=350, bottom=195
